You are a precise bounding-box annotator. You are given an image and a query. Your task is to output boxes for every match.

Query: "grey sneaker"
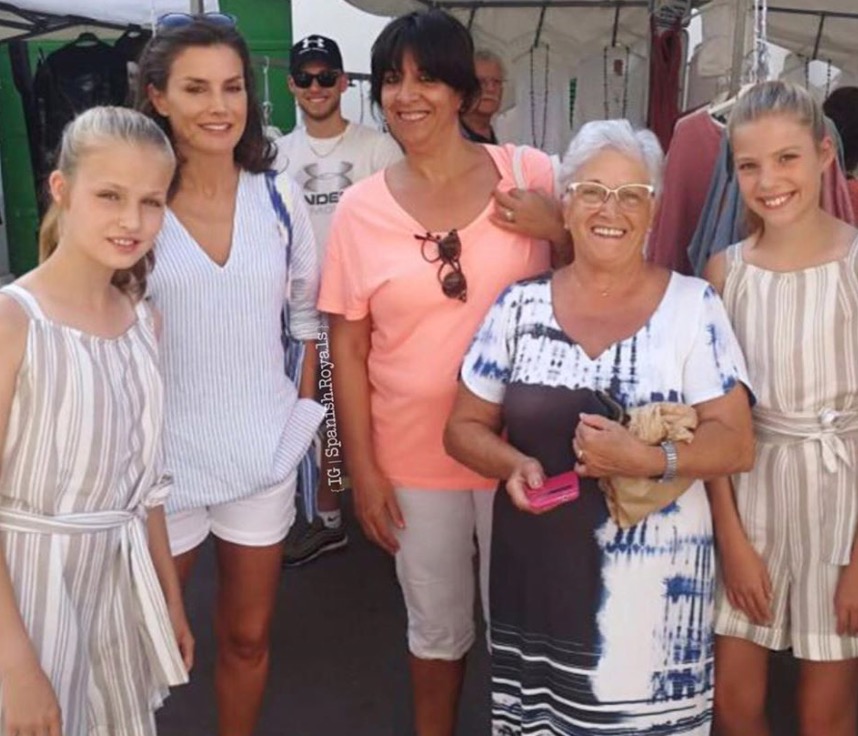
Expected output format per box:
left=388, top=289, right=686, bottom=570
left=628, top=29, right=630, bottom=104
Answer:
left=282, top=518, right=348, bottom=567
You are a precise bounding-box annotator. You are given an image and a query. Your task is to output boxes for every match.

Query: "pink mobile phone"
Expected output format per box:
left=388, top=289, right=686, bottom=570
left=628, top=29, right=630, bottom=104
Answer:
left=524, top=470, right=581, bottom=511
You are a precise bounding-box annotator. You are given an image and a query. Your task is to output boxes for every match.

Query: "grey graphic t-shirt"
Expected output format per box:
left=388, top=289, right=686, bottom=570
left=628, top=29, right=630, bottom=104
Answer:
left=274, top=122, right=402, bottom=257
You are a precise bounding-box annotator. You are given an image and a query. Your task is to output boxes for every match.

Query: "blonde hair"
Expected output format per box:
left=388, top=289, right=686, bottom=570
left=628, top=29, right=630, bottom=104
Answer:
left=39, top=106, right=175, bottom=296
left=727, top=80, right=827, bottom=144
left=727, top=81, right=829, bottom=236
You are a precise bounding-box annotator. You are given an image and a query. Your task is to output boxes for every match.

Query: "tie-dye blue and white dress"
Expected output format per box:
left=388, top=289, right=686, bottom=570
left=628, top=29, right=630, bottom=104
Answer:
left=461, top=272, right=750, bottom=735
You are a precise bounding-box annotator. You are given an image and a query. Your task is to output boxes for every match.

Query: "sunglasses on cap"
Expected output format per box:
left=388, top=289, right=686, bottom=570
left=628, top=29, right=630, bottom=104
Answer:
left=291, top=70, right=342, bottom=89
left=155, top=12, right=237, bottom=31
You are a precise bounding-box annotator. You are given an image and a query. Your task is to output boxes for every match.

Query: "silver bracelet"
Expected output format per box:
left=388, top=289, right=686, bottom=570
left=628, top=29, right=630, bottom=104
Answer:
left=659, top=440, right=678, bottom=482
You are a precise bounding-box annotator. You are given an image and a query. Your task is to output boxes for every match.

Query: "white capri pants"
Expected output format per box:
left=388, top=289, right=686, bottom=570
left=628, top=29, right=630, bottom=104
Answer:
left=393, top=487, right=495, bottom=660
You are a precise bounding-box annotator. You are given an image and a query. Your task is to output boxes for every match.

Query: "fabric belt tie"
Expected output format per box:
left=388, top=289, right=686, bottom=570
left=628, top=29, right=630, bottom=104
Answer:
left=0, top=503, right=188, bottom=687
left=754, top=406, right=858, bottom=564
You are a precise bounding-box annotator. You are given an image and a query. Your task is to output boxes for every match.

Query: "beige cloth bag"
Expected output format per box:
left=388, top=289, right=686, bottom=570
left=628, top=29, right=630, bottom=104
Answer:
left=599, top=402, right=699, bottom=528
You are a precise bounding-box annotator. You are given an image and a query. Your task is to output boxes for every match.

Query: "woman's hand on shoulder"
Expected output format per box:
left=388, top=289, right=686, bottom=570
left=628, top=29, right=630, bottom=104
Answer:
left=351, top=465, right=404, bottom=556
left=491, top=188, right=566, bottom=244
left=505, top=456, right=546, bottom=514
left=1, top=656, right=62, bottom=736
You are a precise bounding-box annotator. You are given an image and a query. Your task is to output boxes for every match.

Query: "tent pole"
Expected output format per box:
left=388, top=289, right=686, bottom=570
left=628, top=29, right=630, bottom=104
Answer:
left=728, top=0, right=747, bottom=94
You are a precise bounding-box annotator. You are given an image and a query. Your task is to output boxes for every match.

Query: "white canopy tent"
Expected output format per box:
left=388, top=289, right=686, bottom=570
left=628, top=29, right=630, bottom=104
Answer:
left=0, top=0, right=220, bottom=43
left=343, top=0, right=858, bottom=77
left=342, top=0, right=858, bottom=153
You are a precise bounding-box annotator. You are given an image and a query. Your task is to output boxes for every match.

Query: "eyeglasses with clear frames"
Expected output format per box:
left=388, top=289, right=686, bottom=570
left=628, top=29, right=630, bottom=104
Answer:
left=565, top=182, right=655, bottom=211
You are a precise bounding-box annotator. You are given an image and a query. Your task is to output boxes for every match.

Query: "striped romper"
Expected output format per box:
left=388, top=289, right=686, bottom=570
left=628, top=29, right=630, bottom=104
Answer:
left=0, top=285, right=187, bottom=736
left=714, top=237, right=858, bottom=660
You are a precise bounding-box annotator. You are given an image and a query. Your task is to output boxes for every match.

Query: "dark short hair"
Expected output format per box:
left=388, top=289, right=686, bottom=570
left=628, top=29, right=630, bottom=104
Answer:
left=134, top=17, right=275, bottom=186
left=824, top=86, right=858, bottom=173
left=370, top=10, right=480, bottom=112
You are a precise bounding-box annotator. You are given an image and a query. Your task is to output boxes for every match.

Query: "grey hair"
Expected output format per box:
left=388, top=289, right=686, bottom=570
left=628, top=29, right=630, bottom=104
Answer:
left=474, top=48, right=505, bottom=77
left=558, top=119, right=665, bottom=196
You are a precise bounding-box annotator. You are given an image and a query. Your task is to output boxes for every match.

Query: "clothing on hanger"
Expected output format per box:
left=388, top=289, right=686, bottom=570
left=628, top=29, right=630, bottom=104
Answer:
left=647, top=17, right=684, bottom=152
left=647, top=107, right=723, bottom=274
left=571, top=42, right=647, bottom=136
left=113, top=27, right=152, bottom=104
left=32, top=32, right=129, bottom=180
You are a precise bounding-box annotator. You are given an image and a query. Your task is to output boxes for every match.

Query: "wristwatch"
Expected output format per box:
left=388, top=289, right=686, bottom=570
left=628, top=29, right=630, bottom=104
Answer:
left=659, top=440, right=678, bottom=482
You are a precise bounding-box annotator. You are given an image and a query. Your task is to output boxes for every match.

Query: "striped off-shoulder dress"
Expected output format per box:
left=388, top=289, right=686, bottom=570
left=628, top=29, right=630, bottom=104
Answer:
left=0, top=284, right=187, bottom=736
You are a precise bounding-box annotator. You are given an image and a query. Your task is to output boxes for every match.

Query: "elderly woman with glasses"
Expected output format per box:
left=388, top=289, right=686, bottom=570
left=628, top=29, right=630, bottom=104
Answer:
left=318, top=10, right=568, bottom=736
left=445, top=119, right=756, bottom=735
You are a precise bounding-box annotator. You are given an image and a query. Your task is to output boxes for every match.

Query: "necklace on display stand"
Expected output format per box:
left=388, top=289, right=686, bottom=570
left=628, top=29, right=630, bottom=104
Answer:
left=823, top=59, right=834, bottom=99
left=529, top=44, right=549, bottom=149
left=304, top=126, right=349, bottom=160
left=602, top=46, right=630, bottom=119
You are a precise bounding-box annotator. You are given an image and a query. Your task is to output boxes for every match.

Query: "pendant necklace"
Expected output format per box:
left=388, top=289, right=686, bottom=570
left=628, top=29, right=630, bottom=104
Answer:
left=570, top=266, right=611, bottom=297
left=602, top=46, right=630, bottom=119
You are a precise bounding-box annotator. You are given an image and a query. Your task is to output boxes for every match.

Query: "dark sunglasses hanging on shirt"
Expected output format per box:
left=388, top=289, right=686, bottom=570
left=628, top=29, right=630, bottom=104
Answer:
left=415, top=230, right=468, bottom=302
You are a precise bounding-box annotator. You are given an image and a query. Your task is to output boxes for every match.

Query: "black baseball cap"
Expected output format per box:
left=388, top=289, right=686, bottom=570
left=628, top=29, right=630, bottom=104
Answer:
left=289, top=35, right=344, bottom=76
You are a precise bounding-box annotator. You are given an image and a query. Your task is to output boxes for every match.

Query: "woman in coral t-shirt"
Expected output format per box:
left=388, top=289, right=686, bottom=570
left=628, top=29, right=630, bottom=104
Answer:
left=318, top=10, right=567, bottom=735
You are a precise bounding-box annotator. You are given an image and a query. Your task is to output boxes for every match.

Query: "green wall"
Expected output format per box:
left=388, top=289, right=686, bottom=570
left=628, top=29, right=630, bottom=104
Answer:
left=0, top=46, right=41, bottom=274
left=0, top=0, right=294, bottom=276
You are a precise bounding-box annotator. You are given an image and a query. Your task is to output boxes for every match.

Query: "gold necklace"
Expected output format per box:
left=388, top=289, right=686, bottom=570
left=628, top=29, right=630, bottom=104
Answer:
left=569, top=266, right=611, bottom=297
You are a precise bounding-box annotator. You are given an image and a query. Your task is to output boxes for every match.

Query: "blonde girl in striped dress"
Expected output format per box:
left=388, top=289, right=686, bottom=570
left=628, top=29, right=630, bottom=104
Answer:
left=705, top=81, right=858, bottom=736
left=0, top=107, right=193, bottom=736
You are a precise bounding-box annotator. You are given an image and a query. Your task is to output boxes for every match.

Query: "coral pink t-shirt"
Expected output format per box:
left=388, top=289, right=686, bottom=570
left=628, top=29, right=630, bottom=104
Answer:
left=318, top=144, right=553, bottom=490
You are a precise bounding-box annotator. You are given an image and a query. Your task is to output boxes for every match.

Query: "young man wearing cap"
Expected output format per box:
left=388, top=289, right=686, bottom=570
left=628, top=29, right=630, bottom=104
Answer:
left=276, top=35, right=401, bottom=567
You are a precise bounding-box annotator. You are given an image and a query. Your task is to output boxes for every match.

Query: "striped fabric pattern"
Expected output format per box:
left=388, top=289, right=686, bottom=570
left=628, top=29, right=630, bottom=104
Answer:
left=715, top=238, right=858, bottom=660
left=147, top=170, right=326, bottom=513
left=0, top=285, right=186, bottom=736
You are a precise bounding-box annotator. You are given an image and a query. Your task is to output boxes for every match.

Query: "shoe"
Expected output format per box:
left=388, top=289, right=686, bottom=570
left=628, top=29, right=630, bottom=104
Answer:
left=282, top=518, right=348, bottom=567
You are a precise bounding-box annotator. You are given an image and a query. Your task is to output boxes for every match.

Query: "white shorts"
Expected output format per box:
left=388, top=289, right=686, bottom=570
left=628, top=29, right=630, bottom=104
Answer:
left=393, top=487, right=495, bottom=661
left=166, top=470, right=298, bottom=556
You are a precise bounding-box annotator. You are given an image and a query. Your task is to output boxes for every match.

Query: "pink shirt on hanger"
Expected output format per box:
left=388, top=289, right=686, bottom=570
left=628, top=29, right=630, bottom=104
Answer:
left=647, top=108, right=724, bottom=274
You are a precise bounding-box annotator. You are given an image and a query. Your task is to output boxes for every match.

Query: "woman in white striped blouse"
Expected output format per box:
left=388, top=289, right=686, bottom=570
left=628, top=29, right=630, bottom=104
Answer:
left=136, top=16, right=325, bottom=736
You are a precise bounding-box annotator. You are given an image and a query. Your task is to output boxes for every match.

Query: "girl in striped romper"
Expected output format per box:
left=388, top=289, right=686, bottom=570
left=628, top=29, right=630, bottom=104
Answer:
left=0, top=107, right=192, bottom=736
left=705, top=80, right=858, bottom=736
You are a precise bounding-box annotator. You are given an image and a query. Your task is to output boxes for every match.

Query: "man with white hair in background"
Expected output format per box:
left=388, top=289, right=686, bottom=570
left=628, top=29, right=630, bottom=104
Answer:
left=460, top=48, right=506, bottom=144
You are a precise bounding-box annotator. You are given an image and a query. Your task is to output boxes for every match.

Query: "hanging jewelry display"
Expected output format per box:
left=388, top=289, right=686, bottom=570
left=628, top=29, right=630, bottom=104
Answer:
left=824, top=59, right=834, bottom=99
left=529, top=44, right=549, bottom=149
left=750, top=0, right=770, bottom=83
left=602, top=45, right=630, bottom=119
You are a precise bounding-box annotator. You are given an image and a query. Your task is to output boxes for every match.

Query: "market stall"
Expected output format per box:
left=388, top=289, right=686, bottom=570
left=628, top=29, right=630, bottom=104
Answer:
left=343, top=0, right=858, bottom=153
